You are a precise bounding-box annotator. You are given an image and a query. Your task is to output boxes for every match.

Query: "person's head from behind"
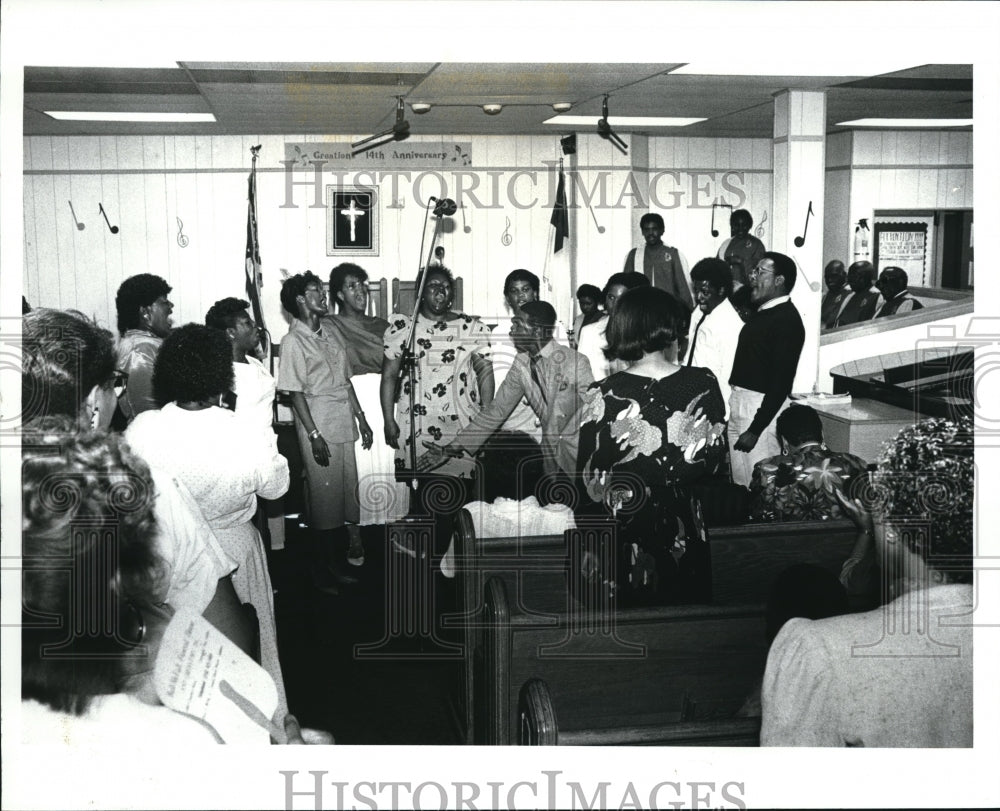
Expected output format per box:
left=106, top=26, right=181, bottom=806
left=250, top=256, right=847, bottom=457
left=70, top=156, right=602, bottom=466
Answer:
left=22, top=422, right=166, bottom=714
left=415, top=265, right=456, bottom=318
left=870, top=416, right=973, bottom=585
left=603, top=271, right=651, bottom=317
left=765, top=564, right=849, bottom=645
left=503, top=269, right=540, bottom=313
left=824, top=260, right=846, bottom=292
left=205, top=297, right=259, bottom=357
left=152, top=323, right=234, bottom=407
left=22, top=308, right=120, bottom=431
left=329, top=262, right=370, bottom=316
left=749, top=251, right=796, bottom=305
left=576, top=284, right=603, bottom=317
left=730, top=209, right=753, bottom=238
left=877, top=266, right=908, bottom=301
left=690, top=257, right=734, bottom=314
left=847, top=261, right=875, bottom=293
left=115, top=274, right=173, bottom=338
left=606, top=287, right=689, bottom=364
left=511, top=300, right=557, bottom=355
left=776, top=404, right=825, bottom=453
left=280, top=271, right=326, bottom=319
left=638, top=212, right=665, bottom=247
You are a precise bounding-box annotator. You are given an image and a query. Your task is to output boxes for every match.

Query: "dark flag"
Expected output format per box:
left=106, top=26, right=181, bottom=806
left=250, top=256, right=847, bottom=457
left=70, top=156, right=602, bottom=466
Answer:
left=550, top=165, right=569, bottom=253
left=245, top=145, right=267, bottom=351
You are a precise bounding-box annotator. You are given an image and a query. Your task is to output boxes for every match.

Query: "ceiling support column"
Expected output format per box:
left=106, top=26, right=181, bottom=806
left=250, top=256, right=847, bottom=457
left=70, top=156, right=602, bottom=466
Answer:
left=772, top=89, right=826, bottom=393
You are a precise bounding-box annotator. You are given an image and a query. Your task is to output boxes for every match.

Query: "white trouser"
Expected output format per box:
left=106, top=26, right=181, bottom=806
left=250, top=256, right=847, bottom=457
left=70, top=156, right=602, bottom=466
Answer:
left=727, top=386, right=787, bottom=488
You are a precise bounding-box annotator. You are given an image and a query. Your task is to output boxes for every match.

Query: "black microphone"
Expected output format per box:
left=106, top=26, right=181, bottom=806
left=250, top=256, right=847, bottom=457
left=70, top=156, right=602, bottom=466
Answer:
left=430, top=197, right=457, bottom=216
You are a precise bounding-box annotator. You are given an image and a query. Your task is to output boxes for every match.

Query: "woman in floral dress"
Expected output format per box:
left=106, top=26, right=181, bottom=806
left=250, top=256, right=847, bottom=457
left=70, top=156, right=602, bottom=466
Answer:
left=381, top=265, right=493, bottom=534
left=576, top=287, right=727, bottom=605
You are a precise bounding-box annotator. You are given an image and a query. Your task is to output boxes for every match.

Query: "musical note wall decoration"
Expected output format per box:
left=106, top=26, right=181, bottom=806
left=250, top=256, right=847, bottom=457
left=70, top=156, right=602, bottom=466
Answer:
left=794, top=201, right=814, bottom=247
left=99, top=203, right=119, bottom=234
left=462, top=206, right=471, bottom=234
left=588, top=205, right=606, bottom=234
left=176, top=217, right=189, bottom=248
left=756, top=210, right=768, bottom=238
left=501, top=217, right=512, bottom=246
left=68, top=200, right=85, bottom=230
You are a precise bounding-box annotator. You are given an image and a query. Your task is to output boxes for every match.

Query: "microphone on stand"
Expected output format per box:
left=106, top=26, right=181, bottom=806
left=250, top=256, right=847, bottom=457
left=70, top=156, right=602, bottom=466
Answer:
left=430, top=197, right=457, bottom=217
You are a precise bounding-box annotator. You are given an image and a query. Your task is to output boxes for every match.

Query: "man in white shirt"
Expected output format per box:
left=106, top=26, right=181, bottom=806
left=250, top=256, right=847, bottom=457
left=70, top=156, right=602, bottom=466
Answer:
left=688, top=257, right=744, bottom=419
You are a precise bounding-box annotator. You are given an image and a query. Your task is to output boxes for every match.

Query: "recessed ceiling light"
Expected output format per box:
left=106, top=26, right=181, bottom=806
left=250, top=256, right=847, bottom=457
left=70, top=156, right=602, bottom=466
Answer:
left=544, top=115, right=705, bottom=127
left=482, top=104, right=503, bottom=115
left=410, top=102, right=432, bottom=114
left=552, top=102, right=573, bottom=113
left=836, top=118, right=972, bottom=128
left=44, top=111, right=216, bottom=123
left=670, top=61, right=918, bottom=77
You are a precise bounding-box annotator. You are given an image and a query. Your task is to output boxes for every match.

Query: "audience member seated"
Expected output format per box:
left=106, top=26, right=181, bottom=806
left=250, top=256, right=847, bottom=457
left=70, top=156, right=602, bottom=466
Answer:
left=21, top=308, right=248, bottom=643
left=114, top=273, right=175, bottom=425
left=761, top=416, right=973, bottom=747
left=833, top=261, right=880, bottom=327
left=736, top=564, right=850, bottom=718
left=820, top=260, right=848, bottom=329
left=571, top=283, right=604, bottom=349
left=576, top=271, right=652, bottom=381
left=125, top=324, right=291, bottom=723
left=575, top=287, right=726, bottom=605
left=748, top=404, right=868, bottom=522
left=875, top=266, right=924, bottom=317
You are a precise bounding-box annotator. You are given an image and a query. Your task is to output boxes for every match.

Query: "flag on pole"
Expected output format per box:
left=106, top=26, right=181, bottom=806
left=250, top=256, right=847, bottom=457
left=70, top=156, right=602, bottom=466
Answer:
left=550, top=163, right=569, bottom=253
left=245, top=145, right=267, bottom=350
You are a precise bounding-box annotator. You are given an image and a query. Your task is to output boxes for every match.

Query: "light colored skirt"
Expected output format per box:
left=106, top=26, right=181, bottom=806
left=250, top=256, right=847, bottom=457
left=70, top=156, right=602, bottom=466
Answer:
left=352, top=372, right=410, bottom=525
left=214, top=521, right=288, bottom=722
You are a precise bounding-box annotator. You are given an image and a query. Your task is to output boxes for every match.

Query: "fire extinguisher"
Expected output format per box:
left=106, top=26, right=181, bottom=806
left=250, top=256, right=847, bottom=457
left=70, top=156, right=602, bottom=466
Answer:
left=853, top=218, right=870, bottom=262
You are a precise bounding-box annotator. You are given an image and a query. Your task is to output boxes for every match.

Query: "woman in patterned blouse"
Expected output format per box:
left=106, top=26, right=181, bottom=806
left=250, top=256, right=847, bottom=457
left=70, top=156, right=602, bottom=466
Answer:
left=576, top=287, right=727, bottom=604
left=380, top=266, right=494, bottom=547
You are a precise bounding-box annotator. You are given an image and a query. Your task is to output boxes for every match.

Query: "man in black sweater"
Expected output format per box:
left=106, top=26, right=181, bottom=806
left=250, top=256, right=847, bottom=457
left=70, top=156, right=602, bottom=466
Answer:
left=728, top=251, right=805, bottom=487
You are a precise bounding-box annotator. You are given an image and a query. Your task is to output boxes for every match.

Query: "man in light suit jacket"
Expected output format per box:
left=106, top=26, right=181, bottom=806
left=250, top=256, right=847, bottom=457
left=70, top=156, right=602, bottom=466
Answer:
left=418, top=300, right=593, bottom=477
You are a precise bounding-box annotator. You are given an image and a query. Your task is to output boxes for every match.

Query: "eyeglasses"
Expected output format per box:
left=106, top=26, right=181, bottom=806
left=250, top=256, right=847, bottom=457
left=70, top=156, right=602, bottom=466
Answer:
left=748, top=267, right=776, bottom=281
left=119, top=599, right=147, bottom=648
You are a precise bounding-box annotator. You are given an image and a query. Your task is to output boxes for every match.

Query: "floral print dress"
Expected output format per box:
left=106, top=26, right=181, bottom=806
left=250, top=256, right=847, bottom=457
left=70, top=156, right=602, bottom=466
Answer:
left=384, top=312, right=492, bottom=479
left=576, top=366, right=727, bottom=604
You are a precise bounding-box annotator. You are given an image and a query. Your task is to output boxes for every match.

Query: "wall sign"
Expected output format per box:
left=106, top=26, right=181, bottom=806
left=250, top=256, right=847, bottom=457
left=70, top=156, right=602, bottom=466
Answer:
left=289, top=141, right=472, bottom=170
left=327, top=185, right=378, bottom=256
left=873, top=222, right=928, bottom=285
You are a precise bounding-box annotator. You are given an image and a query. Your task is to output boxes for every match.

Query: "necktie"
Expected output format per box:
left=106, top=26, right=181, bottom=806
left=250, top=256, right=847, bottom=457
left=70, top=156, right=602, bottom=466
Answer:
left=529, top=353, right=547, bottom=405
left=686, top=311, right=708, bottom=366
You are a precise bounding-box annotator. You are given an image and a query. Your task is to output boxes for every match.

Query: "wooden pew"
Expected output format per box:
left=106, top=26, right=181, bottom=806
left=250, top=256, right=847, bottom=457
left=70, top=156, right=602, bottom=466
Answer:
left=446, top=512, right=858, bottom=745
left=518, top=677, right=762, bottom=746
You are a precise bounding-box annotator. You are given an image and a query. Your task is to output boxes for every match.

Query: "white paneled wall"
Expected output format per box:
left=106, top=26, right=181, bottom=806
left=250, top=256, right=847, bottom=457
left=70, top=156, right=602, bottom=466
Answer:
left=24, top=132, right=775, bottom=340
left=824, top=130, right=973, bottom=266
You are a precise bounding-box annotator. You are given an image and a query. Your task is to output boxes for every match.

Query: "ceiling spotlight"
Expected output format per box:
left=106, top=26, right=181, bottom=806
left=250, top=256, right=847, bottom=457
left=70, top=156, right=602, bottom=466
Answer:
left=410, top=102, right=432, bottom=114
left=482, top=103, right=503, bottom=116
left=552, top=102, right=573, bottom=113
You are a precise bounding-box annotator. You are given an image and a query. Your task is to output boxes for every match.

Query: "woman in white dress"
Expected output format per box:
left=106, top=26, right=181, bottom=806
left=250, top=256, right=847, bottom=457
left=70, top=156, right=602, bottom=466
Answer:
left=126, top=324, right=291, bottom=721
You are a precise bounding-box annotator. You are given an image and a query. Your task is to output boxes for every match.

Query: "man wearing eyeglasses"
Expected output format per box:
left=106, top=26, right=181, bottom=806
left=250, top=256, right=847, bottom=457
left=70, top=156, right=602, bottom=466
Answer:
left=727, top=252, right=805, bottom=488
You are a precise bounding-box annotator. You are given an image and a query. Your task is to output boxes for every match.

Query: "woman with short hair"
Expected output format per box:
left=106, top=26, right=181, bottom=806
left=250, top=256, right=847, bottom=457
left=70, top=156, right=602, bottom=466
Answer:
left=576, top=287, right=726, bottom=605
left=125, top=324, right=291, bottom=722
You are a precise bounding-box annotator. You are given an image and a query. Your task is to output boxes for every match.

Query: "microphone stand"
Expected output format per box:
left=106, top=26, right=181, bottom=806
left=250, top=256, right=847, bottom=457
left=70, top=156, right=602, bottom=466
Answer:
left=395, top=199, right=449, bottom=492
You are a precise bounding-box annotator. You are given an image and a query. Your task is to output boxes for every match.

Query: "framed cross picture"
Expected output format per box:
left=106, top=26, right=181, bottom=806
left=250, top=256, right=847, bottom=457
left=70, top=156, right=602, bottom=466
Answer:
left=326, top=185, right=379, bottom=256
